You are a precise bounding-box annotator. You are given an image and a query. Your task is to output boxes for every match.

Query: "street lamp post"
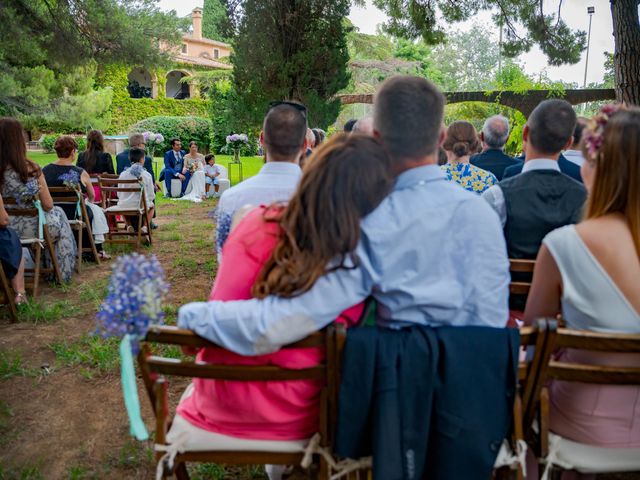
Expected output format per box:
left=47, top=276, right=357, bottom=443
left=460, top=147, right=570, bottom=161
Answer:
left=583, top=6, right=595, bottom=89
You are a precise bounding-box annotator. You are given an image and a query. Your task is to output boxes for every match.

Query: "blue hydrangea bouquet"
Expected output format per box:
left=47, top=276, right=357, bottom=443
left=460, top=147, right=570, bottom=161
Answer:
left=96, top=253, right=169, bottom=440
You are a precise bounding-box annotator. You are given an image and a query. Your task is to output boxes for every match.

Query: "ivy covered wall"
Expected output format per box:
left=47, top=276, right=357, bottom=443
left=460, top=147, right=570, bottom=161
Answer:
left=96, top=64, right=210, bottom=134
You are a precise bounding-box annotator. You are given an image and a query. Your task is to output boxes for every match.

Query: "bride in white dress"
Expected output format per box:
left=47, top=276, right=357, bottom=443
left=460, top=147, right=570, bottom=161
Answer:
left=178, top=141, right=207, bottom=202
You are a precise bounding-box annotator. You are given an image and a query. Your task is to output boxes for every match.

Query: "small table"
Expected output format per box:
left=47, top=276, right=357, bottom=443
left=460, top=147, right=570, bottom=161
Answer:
left=228, top=158, right=243, bottom=184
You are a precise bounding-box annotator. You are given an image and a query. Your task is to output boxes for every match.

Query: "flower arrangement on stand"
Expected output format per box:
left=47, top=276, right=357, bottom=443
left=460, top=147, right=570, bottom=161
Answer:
left=96, top=253, right=169, bottom=440
left=222, top=133, right=249, bottom=164
left=142, top=131, right=164, bottom=159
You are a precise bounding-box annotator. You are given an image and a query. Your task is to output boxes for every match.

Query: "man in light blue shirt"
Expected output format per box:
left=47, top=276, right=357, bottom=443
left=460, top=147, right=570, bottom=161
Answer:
left=181, top=76, right=510, bottom=356
left=215, top=103, right=307, bottom=259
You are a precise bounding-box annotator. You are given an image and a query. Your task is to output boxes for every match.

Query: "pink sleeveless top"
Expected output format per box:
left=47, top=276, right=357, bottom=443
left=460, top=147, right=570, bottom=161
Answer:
left=177, top=206, right=363, bottom=440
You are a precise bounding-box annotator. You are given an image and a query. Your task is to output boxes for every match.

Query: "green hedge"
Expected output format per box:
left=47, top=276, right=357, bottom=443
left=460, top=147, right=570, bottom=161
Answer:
left=130, top=116, right=213, bottom=154
left=96, top=65, right=210, bottom=134
left=41, top=134, right=86, bottom=153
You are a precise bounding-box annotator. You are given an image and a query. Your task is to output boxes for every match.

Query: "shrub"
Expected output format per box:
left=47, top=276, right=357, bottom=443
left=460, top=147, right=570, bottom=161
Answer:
left=41, top=134, right=86, bottom=153
left=130, top=116, right=213, bottom=154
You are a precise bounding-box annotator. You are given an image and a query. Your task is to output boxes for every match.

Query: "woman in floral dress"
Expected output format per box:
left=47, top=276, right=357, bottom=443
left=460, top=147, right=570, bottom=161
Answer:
left=0, top=118, right=77, bottom=282
left=441, top=121, right=498, bottom=194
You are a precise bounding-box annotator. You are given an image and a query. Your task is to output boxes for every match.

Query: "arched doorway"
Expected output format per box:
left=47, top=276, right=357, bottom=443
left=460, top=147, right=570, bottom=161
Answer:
left=166, top=70, right=191, bottom=99
left=127, top=68, right=156, bottom=99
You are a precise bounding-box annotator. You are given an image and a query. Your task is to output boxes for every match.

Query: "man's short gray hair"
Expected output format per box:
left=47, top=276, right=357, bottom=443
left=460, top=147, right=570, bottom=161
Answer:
left=129, top=133, right=145, bottom=147
left=482, top=115, right=510, bottom=149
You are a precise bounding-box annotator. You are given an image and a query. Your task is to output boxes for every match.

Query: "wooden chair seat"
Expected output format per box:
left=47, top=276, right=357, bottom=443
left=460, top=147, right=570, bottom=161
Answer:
left=138, top=324, right=346, bottom=479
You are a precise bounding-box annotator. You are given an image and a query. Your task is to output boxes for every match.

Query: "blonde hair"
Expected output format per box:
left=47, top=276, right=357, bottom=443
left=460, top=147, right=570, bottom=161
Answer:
left=582, top=107, right=640, bottom=256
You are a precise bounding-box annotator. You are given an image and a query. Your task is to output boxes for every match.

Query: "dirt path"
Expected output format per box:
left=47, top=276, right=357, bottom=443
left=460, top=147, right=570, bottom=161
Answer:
left=0, top=197, right=258, bottom=479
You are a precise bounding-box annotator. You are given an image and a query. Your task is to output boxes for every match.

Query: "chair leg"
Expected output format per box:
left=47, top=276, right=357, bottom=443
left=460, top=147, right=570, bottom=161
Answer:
left=174, top=462, right=189, bottom=480
left=32, top=245, right=41, bottom=298
left=85, top=224, right=100, bottom=265
left=0, top=265, right=18, bottom=323
left=44, top=229, right=63, bottom=284
left=75, top=226, right=82, bottom=274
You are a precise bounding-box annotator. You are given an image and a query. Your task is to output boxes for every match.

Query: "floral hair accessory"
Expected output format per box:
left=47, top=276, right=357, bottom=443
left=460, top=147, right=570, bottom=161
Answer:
left=582, top=103, right=626, bottom=162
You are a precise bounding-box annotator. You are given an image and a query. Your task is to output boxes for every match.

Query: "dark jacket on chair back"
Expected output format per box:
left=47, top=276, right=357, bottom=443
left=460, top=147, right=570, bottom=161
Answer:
left=501, top=170, right=586, bottom=260
left=335, top=325, right=519, bottom=480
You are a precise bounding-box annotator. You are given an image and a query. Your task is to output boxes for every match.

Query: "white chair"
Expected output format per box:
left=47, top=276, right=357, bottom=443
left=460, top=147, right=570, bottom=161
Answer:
left=216, top=164, right=231, bottom=195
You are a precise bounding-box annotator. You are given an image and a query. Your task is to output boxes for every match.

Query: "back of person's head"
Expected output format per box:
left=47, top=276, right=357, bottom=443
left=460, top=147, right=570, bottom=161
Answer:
left=582, top=105, right=640, bottom=255
left=129, top=147, right=145, bottom=164
left=527, top=99, right=576, bottom=155
left=0, top=117, right=39, bottom=189
left=54, top=136, right=79, bottom=159
left=84, top=130, right=105, bottom=172
left=352, top=117, right=374, bottom=136
left=305, top=128, right=316, bottom=149
left=252, top=133, right=394, bottom=298
left=482, top=115, right=510, bottom=149
left=129, top=133, right=144, bottom=148
left=312, top=128, right=325, bottom=146
left=343, top=119, right=357, bottom=132
left=572, top=117, right=588, bottom=148
left=263, top=104, right=307, bottom=161
left=442, top=121, right=480, bottom=158
left=374, top=75, right=445, bottom=163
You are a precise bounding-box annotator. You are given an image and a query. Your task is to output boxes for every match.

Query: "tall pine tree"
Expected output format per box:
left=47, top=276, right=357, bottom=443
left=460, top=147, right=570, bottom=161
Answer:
left=231, top=0, right=351, bottom=129
left=202, top=0, right=229, bottom=42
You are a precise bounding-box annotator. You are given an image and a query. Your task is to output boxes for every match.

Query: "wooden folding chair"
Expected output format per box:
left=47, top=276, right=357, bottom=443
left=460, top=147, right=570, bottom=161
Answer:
left=0, top=262, right=18, bottom=323
left=3, top=198, right=62, bottom=297
left=99, top=177, right=152, bottom=251
left=138, top=324, right=346, bottom=479
left=530, top=324, right=640, bottom=479
left=509, top=259, right=536, bottom=296
left=48, top=187, right=100, bottom=272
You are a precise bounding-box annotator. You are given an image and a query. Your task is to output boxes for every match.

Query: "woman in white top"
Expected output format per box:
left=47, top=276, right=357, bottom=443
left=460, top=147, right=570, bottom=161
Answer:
left=525, top=105, right=640, bottom=470
left=179, top=141, right=206, bottom=202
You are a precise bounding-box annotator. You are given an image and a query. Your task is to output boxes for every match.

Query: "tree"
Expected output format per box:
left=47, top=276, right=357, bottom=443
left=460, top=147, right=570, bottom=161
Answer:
left=231, top=0, right=351, bottom=129
left=202, top=0, right=231, bottom=42
left=0, top=0, right=186, bottom=127
left=369, top=0, right=640, bottom=105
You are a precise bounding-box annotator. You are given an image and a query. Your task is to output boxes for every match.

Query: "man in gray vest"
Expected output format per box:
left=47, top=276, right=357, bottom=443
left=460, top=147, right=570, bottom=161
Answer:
left=482, top=99, right=586, bottom=261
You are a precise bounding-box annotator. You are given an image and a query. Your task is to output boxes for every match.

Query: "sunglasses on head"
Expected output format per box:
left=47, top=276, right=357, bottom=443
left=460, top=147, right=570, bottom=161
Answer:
left=268, top=100, right=307, bottom=117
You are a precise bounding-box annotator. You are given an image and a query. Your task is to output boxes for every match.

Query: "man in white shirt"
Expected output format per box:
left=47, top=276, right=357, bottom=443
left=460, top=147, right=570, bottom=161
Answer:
left=563, top=117, right=588, bottom=167
left=117, top=147, right=156, bottom=231
left=215, top=102, right=308, bottom=259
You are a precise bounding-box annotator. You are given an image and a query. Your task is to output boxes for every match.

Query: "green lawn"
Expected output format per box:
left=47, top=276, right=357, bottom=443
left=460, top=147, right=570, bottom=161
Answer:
left=28, top=152, right=264, bottom=186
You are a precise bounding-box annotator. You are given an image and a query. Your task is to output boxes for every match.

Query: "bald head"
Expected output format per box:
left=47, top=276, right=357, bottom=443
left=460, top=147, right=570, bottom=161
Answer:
left=263, top=104, right=308, bottom=161
left=352, top=117, right=374, bottom=136
left=482, top=115, right=510, bottom=149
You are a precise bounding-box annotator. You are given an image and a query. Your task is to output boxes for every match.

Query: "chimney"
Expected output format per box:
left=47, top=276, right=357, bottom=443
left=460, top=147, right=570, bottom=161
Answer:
left=192, top=7, right=203, bottom=40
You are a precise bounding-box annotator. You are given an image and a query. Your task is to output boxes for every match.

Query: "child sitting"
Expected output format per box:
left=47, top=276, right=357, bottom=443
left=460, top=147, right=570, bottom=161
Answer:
left=117, top=148, right=155, bottom=232
left=203, top=154, right=221, bottom=198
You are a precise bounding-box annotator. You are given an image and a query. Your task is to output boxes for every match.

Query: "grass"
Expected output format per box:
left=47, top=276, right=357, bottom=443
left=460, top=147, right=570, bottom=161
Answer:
left=0, top=464, right=44, bottom=480
left=50, top=335, right=120, bottom=377
left=17, top=300, right=81, bottom=324
left=156, top=231, right=183, bottom=242
left=0, top=349, right=36, bottom=379
left=78, top=279, right=109, bottom=310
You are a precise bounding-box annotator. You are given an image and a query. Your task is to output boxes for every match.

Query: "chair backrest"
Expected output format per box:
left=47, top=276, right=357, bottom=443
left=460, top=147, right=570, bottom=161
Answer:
left=2, top=197, right=40, bottom=239
left=48, top=186, right=83, bottom=220
left=138, top=324, right=345, bottom=445
left=509, top=259, right=535, bottom=295
left=98, top=177, right=145, bottom=210
left=544, top=327, right=640, bottom=385
left=217, top=164, right=229, bottom=180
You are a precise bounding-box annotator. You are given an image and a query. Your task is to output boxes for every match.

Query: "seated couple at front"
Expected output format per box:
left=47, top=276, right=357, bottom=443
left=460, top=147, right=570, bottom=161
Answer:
left=163, top=139, right=222, bottom=201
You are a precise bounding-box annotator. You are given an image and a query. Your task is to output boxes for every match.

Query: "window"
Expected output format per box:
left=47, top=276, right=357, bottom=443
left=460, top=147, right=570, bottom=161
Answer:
left=181, top=44, right=188, bottom=54
left=214, top=49, right=219, bottom=59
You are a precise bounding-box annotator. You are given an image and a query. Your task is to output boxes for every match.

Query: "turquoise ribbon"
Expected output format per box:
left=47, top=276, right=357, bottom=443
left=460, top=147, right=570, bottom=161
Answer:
left=75, top=191, right=82, bottom=220
left=138, top=183, right=145, bottom=211
left=33, top=199, right=46, bottom=240
left=120, top=334, right=149, bottom=441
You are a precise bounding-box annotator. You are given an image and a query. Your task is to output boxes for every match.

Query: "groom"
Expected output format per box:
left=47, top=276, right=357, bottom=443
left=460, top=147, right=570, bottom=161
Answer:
left=163, top=138, right=190, bottom=197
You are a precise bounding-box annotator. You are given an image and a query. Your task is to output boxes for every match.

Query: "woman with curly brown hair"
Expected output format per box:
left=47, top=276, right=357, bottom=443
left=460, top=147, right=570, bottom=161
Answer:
left=174, top=134, right=393, bottom=458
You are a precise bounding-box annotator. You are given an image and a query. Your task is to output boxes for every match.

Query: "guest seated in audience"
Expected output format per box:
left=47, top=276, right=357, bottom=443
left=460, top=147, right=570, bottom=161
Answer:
left=179, top=76, right=509, bottom=358
left=470, top=115, right=521, bottom=180
left=441, top=120, right=498, bottom=194
left=0, top=194, right=26, bottom=305
left=117, top=148, right=155, bottom=232
left=216, top=102, right=308, bottom=259
left=175, top=135, right=394, bottom=473
left=563, top=117, right=588, bottom=168
left=304, top=128, right=315, bottom=160
left=312, top=128, right=325, bottom=147
left=524, top=104, right=640, bottom=475
left=203, top=154, right=221, bottom=198
left=115, top=133, right=155, bottom=180
left=43, top=136, right=110, bottom=260
left=351, top=117, right=374, bottom=136
left=162, top=138, right=189, bottom=197
left=77, top=130, right=114, bottom=175
left=0, top=118, right=77, bottom=282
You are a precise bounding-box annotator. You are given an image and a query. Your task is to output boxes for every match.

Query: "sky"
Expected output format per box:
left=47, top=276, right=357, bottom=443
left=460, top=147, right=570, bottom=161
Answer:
left=157, top=0, right=616, bottom=86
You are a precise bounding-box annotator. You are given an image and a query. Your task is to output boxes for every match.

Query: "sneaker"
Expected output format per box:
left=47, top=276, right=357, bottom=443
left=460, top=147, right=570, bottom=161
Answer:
left=151, top=222, right=158, bottom=230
